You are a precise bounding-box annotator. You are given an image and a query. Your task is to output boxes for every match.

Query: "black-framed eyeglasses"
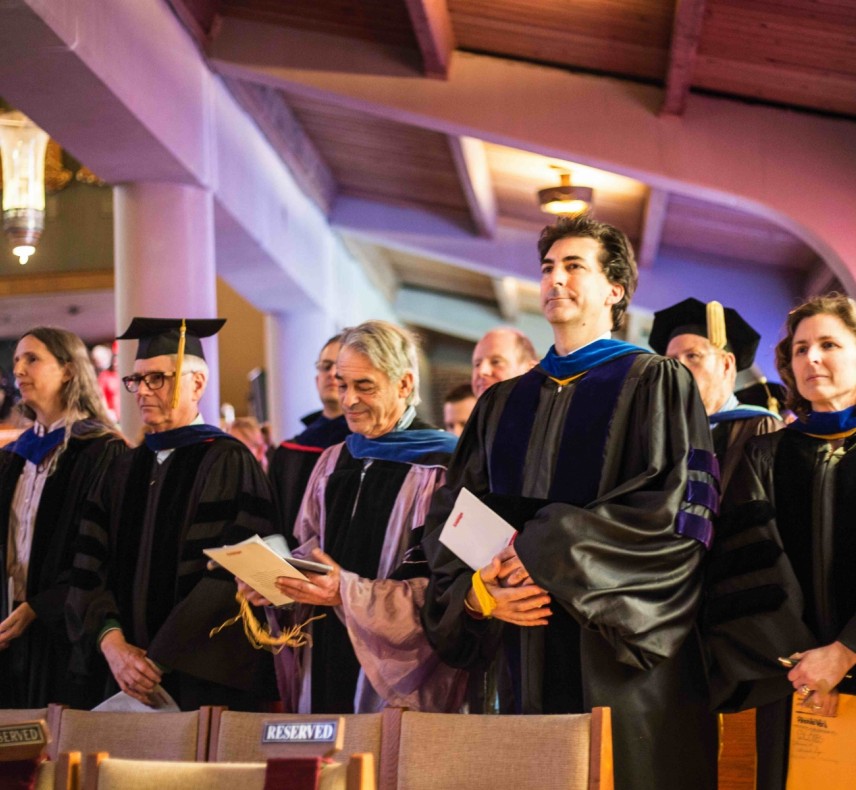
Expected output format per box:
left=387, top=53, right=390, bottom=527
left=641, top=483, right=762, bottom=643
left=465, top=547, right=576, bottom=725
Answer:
left=315, top=360, right=336, bottom=373
left=122, top=371, right=188, bottom=393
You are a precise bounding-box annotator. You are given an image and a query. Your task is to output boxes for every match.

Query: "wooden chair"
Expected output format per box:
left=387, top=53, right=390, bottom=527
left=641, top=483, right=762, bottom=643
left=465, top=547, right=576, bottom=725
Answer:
left=391, top=707, right=613, bottom=790
left=86, top=753, right=374, bottom=790
left=208, top=709, right=397, bottom=787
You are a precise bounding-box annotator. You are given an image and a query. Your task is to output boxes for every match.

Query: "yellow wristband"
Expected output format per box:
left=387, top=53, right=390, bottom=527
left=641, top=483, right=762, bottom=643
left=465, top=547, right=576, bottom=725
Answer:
left=471, top=570, right=497, bottom=618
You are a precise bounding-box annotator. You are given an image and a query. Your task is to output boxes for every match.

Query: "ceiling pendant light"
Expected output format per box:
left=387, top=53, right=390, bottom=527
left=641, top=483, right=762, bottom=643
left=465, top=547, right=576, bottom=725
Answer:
left=538, top=170, right=593, bottom=216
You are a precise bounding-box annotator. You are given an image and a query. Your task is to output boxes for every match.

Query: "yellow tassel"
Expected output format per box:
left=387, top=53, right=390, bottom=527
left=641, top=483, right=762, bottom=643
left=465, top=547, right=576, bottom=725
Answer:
left=706, top=301, right=727, bottom=350
left=761, top=380, right=780, bottom=416
left=170, top=319, right=187, bottom=410
left=471, top=570, right=497, bottom=618
left=209, top=591, right=325, bottom=654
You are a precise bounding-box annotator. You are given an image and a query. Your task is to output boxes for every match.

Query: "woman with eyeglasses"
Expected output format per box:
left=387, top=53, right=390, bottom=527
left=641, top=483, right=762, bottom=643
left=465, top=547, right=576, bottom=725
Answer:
left=0, top=327, right=126, bottom=708
left=706, top=294, right=856, bottom=789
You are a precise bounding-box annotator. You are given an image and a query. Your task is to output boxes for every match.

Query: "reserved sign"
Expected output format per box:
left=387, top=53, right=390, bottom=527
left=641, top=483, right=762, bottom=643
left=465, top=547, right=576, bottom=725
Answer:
left=262, top=720, right=338, bottom=744
left=0, top=725, right=43, bottom=746
left=0, top=721, right=48, bottom=762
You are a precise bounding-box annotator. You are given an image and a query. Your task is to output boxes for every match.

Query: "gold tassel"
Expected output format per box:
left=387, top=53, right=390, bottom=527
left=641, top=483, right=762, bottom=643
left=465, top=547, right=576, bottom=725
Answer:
left=209, top=591, right=325, bottom=654
left=761, top=380, right=781, bottom=416
left=706, top=301, right=727, bottom=350
left=170, top=319, right=187, bottom=410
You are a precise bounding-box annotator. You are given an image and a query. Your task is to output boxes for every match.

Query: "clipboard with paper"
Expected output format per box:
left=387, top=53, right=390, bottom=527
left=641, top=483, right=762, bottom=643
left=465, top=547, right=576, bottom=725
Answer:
left=787, top=692, right=856, bottom=789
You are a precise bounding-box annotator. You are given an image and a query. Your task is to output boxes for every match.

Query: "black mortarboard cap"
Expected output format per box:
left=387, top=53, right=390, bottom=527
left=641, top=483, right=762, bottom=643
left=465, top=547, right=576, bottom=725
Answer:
left=117, top=317, right=226, bottom=361
left=649, top=297, right=760, bottom=371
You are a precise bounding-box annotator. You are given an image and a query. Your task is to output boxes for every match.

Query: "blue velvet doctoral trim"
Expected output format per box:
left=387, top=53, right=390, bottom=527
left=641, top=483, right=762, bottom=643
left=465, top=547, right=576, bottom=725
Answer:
left=293, top=414, right=350, bottom=449
left=688, top=447, right=721, bottom=481
left=345, top=429, right=457, bottom=464
left=787, top=405, right=856, bottom=438
left=676, top=511, right=714, bottom=550
left=489, top=352, right=640, bottom=504
left=709, top=405, right=780, bottom=425
left=539, top=338, right=650, bottom=379
left=678, top=448, right=720, bottom=549
left=144, top=424, right=232, bottom=452
left=686, top=479, right=720, bottom=516
left=4, top=426, right=65, bottom=465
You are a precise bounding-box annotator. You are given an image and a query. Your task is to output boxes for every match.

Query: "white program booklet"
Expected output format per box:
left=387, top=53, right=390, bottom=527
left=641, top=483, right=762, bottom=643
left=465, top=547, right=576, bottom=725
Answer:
left=204, top=534, right=331, bottom=606
left=438, top=487, right=517, bottom=570
left=92, top=684, right=180, bottom=713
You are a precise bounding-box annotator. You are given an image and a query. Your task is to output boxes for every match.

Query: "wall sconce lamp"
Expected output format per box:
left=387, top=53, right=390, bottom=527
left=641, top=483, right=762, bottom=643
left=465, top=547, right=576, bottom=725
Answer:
left=0, top=110, right=49, bottom=265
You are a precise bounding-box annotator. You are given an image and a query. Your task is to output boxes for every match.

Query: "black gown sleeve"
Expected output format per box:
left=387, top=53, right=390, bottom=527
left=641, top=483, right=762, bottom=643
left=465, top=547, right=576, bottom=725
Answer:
left=421, top=387, right=505, bottom=670
left=703, top=433, right=816, bottom=711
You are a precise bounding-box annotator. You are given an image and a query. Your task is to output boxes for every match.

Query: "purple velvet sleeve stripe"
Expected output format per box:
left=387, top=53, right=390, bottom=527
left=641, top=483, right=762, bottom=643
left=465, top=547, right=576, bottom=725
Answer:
left=687, top=448, right=721, bottom=486
left=675, top=510, right=714, bottom=550
left=685, top=480, right=720, bottom=516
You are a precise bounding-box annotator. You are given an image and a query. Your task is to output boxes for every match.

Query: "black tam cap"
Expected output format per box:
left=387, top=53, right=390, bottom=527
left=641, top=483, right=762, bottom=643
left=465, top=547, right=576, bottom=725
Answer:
left=649, top=297, right=760, bottom=371
left=117, top=317, right=226, bottom=361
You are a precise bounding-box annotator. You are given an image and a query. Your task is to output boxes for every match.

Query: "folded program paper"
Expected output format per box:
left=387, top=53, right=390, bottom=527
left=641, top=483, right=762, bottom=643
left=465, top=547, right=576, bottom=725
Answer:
left=204, top=534, right=319, bottom=606
left=439, top=487, right=517, bottom=570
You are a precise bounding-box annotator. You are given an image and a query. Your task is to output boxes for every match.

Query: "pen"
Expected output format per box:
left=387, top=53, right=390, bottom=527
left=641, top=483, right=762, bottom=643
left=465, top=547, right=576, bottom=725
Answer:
left=778, top=656, right=852, bottom=679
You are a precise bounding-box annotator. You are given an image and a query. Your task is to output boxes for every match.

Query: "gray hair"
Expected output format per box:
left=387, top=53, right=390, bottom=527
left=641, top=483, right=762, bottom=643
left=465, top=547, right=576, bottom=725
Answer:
left=169, top=353, right=209, bottom=380
left=339, top=320, right=421, bottom=406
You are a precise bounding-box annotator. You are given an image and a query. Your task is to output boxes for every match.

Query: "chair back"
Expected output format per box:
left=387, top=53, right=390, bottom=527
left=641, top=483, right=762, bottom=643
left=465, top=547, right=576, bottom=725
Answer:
left=393, top=707, right=613, bottom=790
left=51, top=707, right=211, bottom=763
left=210, top=711, right=383, bottom=764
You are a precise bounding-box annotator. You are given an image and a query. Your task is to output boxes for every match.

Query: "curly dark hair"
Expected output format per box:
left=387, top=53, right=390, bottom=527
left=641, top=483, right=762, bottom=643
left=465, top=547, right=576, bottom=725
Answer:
left=537, top=214, right=638, bottom=331
left=775, top=293, right=856, bottom=419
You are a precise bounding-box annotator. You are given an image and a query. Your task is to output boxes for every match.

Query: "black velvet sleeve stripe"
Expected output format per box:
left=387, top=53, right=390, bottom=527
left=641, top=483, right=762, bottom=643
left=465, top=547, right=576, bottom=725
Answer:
left=704, top=583, right=787, bottom=626
left=80, top=499, right=109, bottom=527
left=235, top=490, right=275, bottom=520
left=194, top=491, right=273, bottom=524
left=706, top=540, right=783, bottom=585
left=194, top=499, right=239, bottom=524
left=68, top=567, right=102, bottom=591
left=73, top=533, right=109, bottom=562
left=717, top=499, right=775, bottom=538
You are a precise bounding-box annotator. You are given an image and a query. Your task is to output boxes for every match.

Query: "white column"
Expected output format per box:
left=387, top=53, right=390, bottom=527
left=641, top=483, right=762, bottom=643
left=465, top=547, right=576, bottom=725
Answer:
left=113, top=182, right=219, bottom=439
left=265, top=310, right=339, bottom=443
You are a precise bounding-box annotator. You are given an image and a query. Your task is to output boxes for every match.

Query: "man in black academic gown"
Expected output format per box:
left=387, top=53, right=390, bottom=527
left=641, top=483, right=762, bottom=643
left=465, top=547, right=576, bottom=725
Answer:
left=422, top=215, right=720, bottom=790
left=268, top=333, right=350, bottom=546
left=649, top=297, right=781, bottom=492
left=68, top=318, right=276, bottom=711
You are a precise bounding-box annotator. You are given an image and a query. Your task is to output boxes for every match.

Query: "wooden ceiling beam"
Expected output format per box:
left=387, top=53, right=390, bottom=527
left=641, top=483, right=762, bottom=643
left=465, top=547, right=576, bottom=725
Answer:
left=223, top=77, right=336, bottom=214
left=165, top=0, right=220, bottom=50
left=637, top=187, right=669, bottom=269
left=447, top=136, right=497, bottom=238
left=403, top=0, right=456, bottom=79
left=661, top=0, right=708, bottom=116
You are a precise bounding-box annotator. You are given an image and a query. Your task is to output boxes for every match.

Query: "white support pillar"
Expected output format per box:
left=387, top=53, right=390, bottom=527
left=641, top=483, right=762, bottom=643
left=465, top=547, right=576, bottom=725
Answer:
left=113, top=182, right=219, bottom=439
left=265, top=310, right=340, bottom=443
